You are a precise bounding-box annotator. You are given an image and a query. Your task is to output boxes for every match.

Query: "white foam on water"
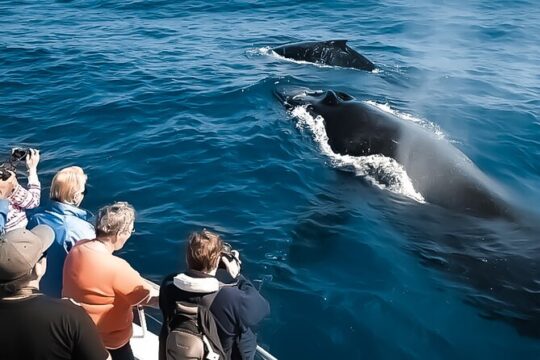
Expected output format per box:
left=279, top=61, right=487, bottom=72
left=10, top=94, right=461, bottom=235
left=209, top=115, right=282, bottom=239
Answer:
left=291, top=105, right=425, bottom=203
left=247, top=46, right=273, bottom=57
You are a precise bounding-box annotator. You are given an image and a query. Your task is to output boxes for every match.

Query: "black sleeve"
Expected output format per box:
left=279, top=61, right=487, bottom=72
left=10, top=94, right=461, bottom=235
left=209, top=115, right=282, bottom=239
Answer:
left=71, top=304, right=109, bottom=360
left=159, top=274, right=175, bottom=360
left=236, top=275, right=270, bottom=329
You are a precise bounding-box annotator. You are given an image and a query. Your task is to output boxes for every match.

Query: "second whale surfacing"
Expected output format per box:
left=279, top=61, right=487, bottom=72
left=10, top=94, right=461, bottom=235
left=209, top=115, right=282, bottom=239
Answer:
left=271, top=40, right=376, bottom=71
left=274, top=86, right=515, bottom=218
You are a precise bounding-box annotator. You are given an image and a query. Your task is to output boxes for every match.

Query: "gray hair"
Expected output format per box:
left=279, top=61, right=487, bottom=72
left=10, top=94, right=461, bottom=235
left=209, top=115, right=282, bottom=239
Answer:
left=95, top=201, right=135, bottom=237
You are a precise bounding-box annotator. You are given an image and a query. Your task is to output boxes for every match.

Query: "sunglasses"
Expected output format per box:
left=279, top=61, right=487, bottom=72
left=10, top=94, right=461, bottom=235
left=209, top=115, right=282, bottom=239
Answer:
left=39, top=250, right=48, bottom=261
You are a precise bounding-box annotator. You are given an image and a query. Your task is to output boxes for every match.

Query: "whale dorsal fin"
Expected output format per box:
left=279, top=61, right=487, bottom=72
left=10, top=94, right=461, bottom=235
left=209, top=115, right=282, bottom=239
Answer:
left=321, top=91, right=341, bottom=106
left=327, top=40, right=348, bottom=49
left=335, top=91, right=354, bottom=101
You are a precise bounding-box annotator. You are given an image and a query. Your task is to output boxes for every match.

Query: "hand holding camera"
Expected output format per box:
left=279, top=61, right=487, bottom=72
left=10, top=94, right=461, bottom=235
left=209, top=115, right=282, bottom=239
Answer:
left=0, top=147, right=39, bottom=181
left=0, top=171, right=16, bottom=199
left=25, top=148, right=40, bottom=172
left=221, top=243, right=241, bottom=279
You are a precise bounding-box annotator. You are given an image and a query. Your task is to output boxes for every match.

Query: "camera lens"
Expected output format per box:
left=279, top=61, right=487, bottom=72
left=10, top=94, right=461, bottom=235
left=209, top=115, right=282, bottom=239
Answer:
left=11, top=148, right=29, bottom=161
left=221, top=242, right=232, bottom=255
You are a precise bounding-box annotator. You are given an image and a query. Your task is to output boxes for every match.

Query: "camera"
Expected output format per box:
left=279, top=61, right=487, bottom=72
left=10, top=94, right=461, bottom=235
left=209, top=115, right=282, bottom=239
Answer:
left=11, top=148, right=30, bottom=162
left=219, top=242, right=239, bottom=268
left=0, top=168, right=12, bottom=181
left=0, top=147, right=32, bottom=181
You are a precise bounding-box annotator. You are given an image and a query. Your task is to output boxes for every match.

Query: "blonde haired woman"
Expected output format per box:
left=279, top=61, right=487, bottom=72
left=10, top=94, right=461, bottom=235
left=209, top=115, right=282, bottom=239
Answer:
left=28, top=166, right=95, bottom=297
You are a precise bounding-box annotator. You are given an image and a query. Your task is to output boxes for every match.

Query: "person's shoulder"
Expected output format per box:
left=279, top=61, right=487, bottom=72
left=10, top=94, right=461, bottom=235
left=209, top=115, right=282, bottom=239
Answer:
left=33, top=296, right=86, bottom=317
left=68, top=239, right=92, bottom=253
left=29, top=207, right=63, bottom=228
left=28, top=209, right=54, bottom=223
left=214, top=277, right=266, bottom=306
left=66, top=219, right=95, bottom=240
left=161, top=273, right=176, bottom=285
left=160, top=273, right=181, bottom=295
left=110, top=255, right=146, bottom=285
left=210, top=286, right=246, bottom=319
left=215, top=283, right=244, bottom=303
left=112, top=254, right=136, bottom=269
left=65, top=214, right=91, bottom=225
left=57, top=298, right=96, bottom=321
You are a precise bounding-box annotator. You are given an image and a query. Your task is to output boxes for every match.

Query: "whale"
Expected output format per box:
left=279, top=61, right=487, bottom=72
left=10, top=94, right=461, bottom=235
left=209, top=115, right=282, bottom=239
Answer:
left=274, top=86, right=515, bottom=218
left=275, top=86, right=540, bottom=337
left=272, top=40, right=375, bottom=71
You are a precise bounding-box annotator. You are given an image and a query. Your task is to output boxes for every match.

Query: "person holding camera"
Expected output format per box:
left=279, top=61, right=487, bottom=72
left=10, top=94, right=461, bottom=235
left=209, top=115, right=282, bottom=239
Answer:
left=4, top=148, right=41, bottom=232
left=159, top=229, right=270, bottom=360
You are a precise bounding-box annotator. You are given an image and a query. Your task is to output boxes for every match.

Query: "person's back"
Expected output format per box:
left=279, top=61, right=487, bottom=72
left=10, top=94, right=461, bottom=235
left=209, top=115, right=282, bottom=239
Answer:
left=30, top=200, right=95, bottom=251
left=63, top=202, right=157, bottom=360
left=0, top=294, right=109, bottom=360
left=159, top=230, right=270, bottom=360
left=63, top=237, right=149, bottom=348
left=28, top=166, right=95, bottom=298
left=0, top=226, right=109, bottom=360
left=209, top=277, right=269, bottom=359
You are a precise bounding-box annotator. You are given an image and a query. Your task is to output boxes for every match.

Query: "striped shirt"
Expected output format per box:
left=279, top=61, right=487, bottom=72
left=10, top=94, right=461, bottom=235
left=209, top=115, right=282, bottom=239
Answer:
left=6, top=180, right=41, bottom=231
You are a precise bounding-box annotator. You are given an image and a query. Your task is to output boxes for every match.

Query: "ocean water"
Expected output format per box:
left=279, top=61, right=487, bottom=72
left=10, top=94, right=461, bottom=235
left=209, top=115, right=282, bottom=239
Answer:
left=2, top=1, right=540, bottom=359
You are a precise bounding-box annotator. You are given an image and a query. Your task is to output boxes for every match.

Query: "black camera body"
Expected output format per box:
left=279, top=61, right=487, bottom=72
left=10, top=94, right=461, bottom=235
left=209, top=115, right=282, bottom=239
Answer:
left=11, top=148, right=29, bottom=162
left=0, top=147, right=32, bottom=181
left=0, top=168, right=12, bottom=181
left=218, top=242, right=239, bottom=269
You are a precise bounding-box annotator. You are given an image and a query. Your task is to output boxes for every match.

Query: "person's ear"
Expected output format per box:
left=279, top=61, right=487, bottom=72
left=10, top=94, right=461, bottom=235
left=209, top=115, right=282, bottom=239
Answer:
left=72, top=191, right=83, bottom=206
left=34, top=257, right=47, bottom=279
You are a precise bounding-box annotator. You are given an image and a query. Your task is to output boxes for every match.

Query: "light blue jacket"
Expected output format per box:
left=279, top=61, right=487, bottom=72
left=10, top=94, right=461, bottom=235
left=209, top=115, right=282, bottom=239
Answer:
left=28, top=201, right=96, bottom=297
left=0, top=199, right=8, bottom=233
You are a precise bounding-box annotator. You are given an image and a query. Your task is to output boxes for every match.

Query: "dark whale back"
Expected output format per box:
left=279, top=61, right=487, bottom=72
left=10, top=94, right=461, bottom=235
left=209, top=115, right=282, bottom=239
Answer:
left=311, top=91, right=401, bottom=157
left=272, top=40, right=375, bottom=71
left=275, top=86, right=539, bottom=337
left=301, top=90, right=514, bottom=218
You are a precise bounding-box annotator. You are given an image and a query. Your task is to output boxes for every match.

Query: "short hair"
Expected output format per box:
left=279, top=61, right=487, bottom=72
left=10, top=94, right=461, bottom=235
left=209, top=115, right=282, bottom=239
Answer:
left=50, top=166, right=87, bottom=205
left=0, top=271, right=34, bottom=297
left=95, top=202, right=135, bottom=237
left=186, top=229, right=223, bottom=272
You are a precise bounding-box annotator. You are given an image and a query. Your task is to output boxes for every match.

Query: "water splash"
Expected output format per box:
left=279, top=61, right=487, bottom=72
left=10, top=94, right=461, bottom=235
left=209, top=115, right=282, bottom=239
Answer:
left=290, top=105, right=425, bottom=203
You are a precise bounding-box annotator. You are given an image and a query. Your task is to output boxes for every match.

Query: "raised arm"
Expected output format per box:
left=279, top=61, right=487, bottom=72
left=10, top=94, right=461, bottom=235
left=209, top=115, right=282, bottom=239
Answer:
left=8, top=149, right=41, bottom=210
left=237, top=275, right=271, bottom=328
left=8, top=183, right=40, bottom=209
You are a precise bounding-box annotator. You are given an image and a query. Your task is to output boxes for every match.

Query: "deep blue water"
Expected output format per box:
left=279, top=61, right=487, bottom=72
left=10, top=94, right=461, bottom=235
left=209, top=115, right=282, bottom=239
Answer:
left=2, top=1, right=540, bottom=359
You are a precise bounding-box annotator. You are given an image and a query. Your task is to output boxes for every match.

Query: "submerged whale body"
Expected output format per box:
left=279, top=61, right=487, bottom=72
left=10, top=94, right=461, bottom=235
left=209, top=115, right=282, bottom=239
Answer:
left=272, top=40, right=375, bottom=71
left=275, top=86, right=514, bottom=218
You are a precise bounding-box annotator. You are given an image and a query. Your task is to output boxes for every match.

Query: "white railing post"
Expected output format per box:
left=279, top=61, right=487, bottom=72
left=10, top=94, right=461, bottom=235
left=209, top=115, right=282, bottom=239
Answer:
left=137, top=305, right=147, bottom=338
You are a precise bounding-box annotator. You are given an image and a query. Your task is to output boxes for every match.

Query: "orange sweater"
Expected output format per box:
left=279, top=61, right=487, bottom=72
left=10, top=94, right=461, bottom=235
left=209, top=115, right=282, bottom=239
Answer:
left=62, top=239, right=150, bottom=349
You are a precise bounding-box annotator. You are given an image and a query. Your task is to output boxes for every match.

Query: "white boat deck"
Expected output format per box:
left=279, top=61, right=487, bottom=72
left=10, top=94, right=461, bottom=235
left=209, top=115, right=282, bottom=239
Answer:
left=132, top=321, right=159, bottom=360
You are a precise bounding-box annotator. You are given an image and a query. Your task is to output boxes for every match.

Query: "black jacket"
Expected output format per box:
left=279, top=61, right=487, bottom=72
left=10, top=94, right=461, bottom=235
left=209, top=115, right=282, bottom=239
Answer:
left=159, top=269, right=270, bottom=360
